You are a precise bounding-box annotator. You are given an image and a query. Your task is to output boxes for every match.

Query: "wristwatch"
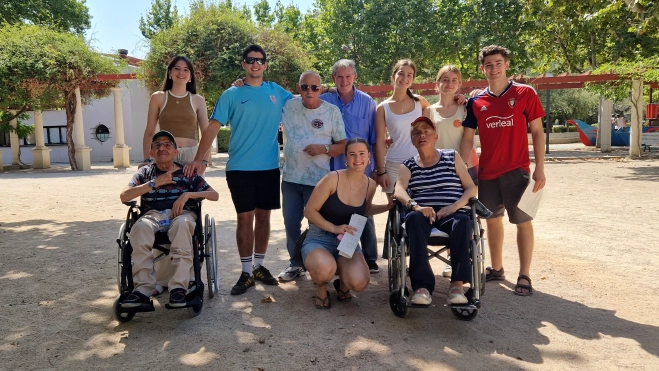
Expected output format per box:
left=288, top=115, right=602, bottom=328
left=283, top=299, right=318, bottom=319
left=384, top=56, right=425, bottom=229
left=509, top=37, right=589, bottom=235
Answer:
left=324, top=144, right=330, bottom=154
left=407, top=199, right=418, bottom=210
left=202, top=160, right=209, bottom=166
left=148, top=180, right=156, bottom=190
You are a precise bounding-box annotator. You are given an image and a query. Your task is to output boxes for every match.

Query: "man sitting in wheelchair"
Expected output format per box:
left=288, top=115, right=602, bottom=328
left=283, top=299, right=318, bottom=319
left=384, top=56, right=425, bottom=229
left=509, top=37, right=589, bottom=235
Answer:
left=119, top=130, right=218, bottom=308
left=393, top=116, right=477, bottom=306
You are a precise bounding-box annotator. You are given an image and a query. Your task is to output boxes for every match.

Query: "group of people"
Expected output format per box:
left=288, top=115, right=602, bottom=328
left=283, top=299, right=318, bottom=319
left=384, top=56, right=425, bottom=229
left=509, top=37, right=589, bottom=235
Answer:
left=119, top=43, right=547, bottom=310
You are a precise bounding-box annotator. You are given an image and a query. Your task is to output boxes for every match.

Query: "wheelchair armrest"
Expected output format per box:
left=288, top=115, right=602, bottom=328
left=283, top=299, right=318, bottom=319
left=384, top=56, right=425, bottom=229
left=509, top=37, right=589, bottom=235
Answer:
left=123, top=200, right=137, bottom=207
left=469, top=198, right=492, bottom=218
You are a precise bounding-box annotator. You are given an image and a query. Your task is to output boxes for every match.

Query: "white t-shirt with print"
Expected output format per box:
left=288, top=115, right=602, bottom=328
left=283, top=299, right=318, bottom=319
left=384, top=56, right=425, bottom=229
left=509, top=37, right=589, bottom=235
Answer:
left=281, top=98, right=346, bottom=186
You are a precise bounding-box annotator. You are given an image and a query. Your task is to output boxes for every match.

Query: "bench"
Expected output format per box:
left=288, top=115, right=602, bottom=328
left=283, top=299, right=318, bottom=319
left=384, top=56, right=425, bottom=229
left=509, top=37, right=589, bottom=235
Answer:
left=641, top=132, right=659, bottom=152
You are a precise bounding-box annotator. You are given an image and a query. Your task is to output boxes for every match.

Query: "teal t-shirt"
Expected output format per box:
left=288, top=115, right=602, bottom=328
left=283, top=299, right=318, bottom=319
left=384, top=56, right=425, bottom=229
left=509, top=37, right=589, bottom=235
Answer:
left=210, top=81, right=293, bottom=171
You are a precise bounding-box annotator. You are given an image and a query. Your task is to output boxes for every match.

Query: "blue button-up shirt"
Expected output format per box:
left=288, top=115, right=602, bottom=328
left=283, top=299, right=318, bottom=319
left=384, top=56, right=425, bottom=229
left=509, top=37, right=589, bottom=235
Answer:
left=321, top=86, right=377, bottom=175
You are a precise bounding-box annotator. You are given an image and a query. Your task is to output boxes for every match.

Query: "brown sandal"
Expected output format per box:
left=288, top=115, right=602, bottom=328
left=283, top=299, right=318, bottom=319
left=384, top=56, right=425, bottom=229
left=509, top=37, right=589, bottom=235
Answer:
left=333, top=279, right=353, bottom=302
left=514, top=275, right=533, bottom=296
left=312, top=291, right=331, bottom=309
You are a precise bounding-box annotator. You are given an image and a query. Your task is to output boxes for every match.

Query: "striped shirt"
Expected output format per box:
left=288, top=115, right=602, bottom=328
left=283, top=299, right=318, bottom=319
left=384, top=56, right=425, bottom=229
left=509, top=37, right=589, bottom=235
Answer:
left=402, top=149, right=469, bottom=214
left=128, top=163, right=210, bottom=212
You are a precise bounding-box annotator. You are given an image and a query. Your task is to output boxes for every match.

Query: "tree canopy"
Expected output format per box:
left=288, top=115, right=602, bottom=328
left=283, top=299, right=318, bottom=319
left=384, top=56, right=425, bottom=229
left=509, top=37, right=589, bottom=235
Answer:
left=139, top=0, right=179, bottom=39
left=142, top=1, right=311, bottom=103
left=0, top=0, right=91, bottom=34
left=0, top=23, right=120, bottom=169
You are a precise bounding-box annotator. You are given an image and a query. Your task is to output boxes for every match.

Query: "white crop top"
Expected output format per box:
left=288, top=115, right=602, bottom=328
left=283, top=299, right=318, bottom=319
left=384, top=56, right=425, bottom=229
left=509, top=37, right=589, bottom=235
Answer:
left=383, top=100, right=422, bottom=163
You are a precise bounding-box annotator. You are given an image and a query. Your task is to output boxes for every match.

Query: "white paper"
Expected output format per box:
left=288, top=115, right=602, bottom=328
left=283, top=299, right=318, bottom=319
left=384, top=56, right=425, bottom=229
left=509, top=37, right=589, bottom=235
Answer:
left=337, top=214, right=368, bottom=258
left=517, top=179, right=544, bottom=219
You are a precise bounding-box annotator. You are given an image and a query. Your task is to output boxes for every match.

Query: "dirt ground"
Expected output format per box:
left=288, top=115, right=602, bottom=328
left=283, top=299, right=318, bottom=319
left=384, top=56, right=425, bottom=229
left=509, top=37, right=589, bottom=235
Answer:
left=1, top=157, right=658, bottom=371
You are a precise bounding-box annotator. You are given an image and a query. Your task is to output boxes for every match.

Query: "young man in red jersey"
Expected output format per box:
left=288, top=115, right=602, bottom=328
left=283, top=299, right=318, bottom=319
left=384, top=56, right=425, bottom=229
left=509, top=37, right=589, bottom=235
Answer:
left=460, top=45, right=546, bottom=296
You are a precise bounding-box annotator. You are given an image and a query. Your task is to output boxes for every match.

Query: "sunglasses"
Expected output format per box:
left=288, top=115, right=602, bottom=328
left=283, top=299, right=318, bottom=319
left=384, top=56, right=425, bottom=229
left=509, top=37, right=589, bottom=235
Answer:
left=151, top=141, right=175, bottom=149
left=300, top=84, right=321, bottom=92
left=244, top=57, right=266, bottom=65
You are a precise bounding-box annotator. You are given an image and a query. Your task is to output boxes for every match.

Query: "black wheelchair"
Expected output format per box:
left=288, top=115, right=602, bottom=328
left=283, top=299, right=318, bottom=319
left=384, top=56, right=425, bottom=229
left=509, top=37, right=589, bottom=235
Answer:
left=113, top=200, right=218, bottom=322
left=386, top=198, right=490, bottom=321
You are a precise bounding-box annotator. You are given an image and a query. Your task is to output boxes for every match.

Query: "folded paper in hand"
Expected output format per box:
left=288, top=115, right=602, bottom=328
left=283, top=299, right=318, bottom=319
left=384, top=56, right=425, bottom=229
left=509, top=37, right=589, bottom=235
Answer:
left=517, top=179, right=544, bottom=219
left=337, top=214, right=367, bottom=259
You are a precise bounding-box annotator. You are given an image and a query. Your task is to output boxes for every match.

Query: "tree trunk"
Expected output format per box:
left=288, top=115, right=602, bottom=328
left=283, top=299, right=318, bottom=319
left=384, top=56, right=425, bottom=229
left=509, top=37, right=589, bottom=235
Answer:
left=65, top=90, right=78, bottom=171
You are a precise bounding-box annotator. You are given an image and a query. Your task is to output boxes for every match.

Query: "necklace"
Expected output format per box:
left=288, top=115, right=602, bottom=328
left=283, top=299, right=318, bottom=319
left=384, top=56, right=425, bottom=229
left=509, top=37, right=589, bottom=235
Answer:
left=348, top=174, right=365, bottom=191
left=170, top=90, right=189, bottom=105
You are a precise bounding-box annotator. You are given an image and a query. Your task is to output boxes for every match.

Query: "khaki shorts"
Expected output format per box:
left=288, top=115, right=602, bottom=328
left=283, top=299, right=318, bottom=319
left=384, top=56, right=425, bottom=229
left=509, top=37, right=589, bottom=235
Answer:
left=478, top=168, right=532, bottom=224
left=175, top=145, right=198, bottom=165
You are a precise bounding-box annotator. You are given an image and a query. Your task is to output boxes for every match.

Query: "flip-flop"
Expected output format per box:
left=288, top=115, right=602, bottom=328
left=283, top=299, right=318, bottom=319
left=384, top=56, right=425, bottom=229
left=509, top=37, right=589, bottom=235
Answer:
left=485, top=267, right=505, bottom=281
left=312, top=290, right=331, bottom=309
left=333, top=279, right=353, bottom=302
left=514, top=275, right=533, bottom=296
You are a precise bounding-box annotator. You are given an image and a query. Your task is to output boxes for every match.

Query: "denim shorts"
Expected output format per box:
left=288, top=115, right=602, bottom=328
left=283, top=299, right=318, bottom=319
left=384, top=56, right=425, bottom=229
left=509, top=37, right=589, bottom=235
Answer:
left=301, top=224, right=363, bottom=263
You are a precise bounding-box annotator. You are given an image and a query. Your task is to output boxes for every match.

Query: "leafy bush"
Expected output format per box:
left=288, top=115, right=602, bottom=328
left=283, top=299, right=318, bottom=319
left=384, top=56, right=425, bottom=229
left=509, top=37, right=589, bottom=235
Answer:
left=217, top=127, right=231, bottom=152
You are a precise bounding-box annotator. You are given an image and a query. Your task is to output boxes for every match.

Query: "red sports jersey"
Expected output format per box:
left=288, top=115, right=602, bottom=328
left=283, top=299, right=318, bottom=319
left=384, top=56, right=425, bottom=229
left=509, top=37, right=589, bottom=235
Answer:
left=463, top=81, right=545, bottom=180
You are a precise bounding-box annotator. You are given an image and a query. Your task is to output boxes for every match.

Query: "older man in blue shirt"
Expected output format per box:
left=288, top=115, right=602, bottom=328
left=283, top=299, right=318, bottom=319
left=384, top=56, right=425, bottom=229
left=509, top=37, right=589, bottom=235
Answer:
left=320, top=59, right=380, bottom=273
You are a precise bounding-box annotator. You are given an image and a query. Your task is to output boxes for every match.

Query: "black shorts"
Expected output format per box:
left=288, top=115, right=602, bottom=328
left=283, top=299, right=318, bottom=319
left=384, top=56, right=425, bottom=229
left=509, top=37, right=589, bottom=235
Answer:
left=226, top=168, right=281, bottom=213
left=478, top=168, right=532, bottom=224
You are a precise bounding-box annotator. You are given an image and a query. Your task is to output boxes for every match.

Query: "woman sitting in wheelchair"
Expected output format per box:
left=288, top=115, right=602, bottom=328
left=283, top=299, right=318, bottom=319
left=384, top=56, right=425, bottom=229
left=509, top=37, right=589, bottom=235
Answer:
left=302, top=138, right=393, bottom=309
left=393, top=116, right=477, bottom=305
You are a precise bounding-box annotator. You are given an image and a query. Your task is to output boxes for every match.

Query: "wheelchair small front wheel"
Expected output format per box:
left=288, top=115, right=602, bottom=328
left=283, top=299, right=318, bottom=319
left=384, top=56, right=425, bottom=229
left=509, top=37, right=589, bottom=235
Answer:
left=113, top=294, right=135, bottom=323
left=389, top=289, right=409, bottom=318
left=450, top=307, right=478, bottom=321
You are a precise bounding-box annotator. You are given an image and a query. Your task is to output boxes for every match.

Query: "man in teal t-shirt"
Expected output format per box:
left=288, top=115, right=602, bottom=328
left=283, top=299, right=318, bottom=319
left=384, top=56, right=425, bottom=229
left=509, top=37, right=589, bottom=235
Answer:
left=187, top=44, right=293, bottom=295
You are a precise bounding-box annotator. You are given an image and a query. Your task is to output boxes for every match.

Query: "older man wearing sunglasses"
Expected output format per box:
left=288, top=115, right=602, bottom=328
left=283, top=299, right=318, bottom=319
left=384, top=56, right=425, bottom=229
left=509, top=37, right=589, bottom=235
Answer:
left=277, top=71, right=347, bottom=281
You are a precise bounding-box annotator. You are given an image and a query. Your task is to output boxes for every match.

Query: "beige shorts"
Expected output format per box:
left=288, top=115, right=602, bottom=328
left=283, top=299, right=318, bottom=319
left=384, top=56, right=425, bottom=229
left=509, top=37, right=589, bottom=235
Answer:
left=175, top=145, right=198, bottom=165
left=383, top=160, right=403, bottom=193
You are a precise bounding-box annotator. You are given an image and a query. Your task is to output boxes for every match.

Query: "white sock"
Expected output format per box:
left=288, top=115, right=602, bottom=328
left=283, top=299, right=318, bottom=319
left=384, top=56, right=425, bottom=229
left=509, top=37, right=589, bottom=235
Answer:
left=240, top=256, right=252, bottom=274
left=253, top=253, right=265, bottom=268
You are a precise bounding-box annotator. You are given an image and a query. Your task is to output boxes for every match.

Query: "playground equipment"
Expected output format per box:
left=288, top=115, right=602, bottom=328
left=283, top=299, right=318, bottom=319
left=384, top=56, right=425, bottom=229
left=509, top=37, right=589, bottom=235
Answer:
left=567, top=119, right=659, bottom=147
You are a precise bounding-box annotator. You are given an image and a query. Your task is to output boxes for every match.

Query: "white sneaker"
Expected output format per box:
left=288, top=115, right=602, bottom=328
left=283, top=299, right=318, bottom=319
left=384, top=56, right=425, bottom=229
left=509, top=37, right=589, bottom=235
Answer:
left=447, top=287, right=468, bottom=305
left=278, top=266, right=305, bottom=281
left=442, top=264, right=452, bottom=278
left=411, top=288, right=432, bottom=305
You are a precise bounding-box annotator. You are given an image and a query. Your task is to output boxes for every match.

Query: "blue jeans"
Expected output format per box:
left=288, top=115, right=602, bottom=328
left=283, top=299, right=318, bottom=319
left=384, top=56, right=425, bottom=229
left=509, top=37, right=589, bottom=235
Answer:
left=282, top=181, right=315, bottom=267
left=360, top=216, right=377, bottom=262
left=301, top=223, right=363, bottom=262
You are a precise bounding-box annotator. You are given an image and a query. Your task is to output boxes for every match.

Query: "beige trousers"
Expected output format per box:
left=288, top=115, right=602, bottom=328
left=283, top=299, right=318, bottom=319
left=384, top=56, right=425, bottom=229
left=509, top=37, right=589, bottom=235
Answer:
left=129, top=209, right=196, bottom=296
left=176, top=145, right=198, bottom=165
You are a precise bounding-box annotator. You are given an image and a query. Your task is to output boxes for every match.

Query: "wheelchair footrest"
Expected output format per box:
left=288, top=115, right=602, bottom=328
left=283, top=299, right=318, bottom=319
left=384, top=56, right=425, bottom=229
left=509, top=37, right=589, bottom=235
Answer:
left=165, top=296, right=201, bottom=310
left=119, top=302, right=156, bottom=313
left=444, top=301, right=480, bottom=310
left=407, top=303, right=432, bottom=309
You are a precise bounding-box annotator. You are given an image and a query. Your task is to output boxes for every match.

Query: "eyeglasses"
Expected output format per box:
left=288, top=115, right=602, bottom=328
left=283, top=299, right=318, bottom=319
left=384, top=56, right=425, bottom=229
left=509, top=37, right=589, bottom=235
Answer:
left=300, top=84, right=321, bottom=92
left=151, top=141, right=175, bottom=149
left=244, top=57, right=266, bottom=65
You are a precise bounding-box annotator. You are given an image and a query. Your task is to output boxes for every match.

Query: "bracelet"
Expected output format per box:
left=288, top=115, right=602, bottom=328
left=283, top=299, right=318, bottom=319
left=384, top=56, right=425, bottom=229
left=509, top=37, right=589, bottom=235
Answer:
left=377, top=171, right=387, bottom=176
left=202, top=160, right=209, bottom=166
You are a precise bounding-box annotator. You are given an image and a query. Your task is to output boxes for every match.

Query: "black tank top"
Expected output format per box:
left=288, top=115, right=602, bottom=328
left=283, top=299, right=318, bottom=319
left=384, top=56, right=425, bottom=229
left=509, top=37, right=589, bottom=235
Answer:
left=318, top=171, right=369, bottom=226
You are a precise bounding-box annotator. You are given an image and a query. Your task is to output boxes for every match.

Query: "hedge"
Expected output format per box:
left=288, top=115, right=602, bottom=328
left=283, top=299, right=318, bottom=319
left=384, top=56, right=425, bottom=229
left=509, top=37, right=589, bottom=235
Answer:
left=217, top=127, right=230, bottom=152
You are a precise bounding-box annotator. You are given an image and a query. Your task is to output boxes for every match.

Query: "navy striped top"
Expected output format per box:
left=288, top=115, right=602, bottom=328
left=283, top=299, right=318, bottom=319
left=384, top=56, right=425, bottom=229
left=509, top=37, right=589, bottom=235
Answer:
left=402, top=149, right=469, bottom=214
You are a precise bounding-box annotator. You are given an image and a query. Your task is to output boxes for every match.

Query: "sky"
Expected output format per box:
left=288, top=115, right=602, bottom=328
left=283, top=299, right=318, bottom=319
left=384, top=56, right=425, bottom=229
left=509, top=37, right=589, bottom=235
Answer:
left=85, top=0, right=314, bottom=59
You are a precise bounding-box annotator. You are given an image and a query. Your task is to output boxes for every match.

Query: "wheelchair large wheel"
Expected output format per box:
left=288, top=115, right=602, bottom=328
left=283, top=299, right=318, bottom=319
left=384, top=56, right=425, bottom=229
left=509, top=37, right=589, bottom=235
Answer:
left=116, top=223, right=126, bottom=293
left=389, top=289, right=409, bottom=318
left=204, top=215, right=218, bottom=298
left=113, top=294, right=135, bottom=323
left=382, top=212, right=391, bottom=259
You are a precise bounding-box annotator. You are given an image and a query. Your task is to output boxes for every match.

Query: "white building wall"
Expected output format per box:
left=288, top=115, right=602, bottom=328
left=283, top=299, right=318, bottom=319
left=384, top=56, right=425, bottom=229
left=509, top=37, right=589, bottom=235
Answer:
left=1, top=66, right=150, bottom=165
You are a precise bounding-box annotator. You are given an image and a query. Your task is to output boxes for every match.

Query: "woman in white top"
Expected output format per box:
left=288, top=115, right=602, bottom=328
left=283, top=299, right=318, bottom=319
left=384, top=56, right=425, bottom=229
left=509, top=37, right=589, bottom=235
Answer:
left=423, top=65, right=479, bottom=183
left=375, top=59, right=430, bottom=193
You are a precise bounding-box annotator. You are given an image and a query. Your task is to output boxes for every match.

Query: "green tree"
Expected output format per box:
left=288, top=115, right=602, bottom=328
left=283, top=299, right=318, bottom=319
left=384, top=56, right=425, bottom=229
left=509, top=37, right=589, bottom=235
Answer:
left=0, top=112, right=34, bottom=166
left=273, top=1, right=302, bottom=39
left=142, top=1, right=310, bottom=104
left=254, top=0, right=275, bottom=28
left=0, top=0, right=91, bottom=34
left=139, top=0, right=179, bottom=39
left=0, top=24, right=120, bottom=170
